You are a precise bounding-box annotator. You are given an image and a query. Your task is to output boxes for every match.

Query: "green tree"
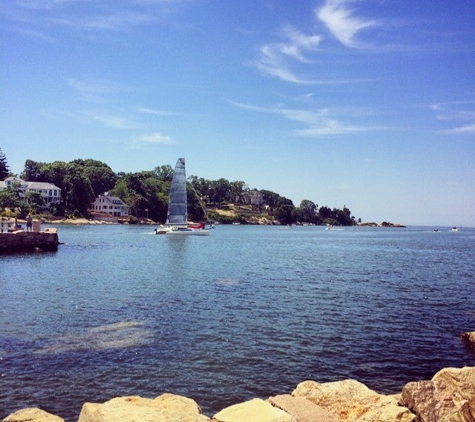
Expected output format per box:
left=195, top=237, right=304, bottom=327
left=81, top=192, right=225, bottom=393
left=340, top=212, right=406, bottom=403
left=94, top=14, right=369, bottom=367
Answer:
left=154, top=165, right=174, bottom=182
left=260, top=190, right=281, bottom=208
left=318, top=206, right=334, bottom=220
left=82, top=165, right=117, bottom=198
left=189, top=176, right=212, bottom=205
left=0, top=148, right=10, bottom=180
left=0, top=188, right=21, bottom=212
left=71, top=159, right=117, bottom=198
left=275, top=203, right=295, bottom=225
left=25, top=191, right=45, bottom=213
left=334, top=206, right=355, bottom=226
left=298, top=199, right=317, bottom=222
left=41, top=161, right=95, bottom=216
left=229, top=180, right=247, bottom=202
left=21, top=159, right=45, bottom=181
left=209, top=178, right=231, bottom=204
left=64, top=168, right=95, bottom=216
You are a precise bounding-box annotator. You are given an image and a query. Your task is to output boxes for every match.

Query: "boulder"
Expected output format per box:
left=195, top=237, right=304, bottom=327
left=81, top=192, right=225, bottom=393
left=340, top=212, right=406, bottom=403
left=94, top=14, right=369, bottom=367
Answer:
left=77, top=393, right=210, bottom=422
left=2, top=408, right=64, bottom=422
left=400, top=366, right=475, bottom=422
left=461, top=332, right=475, bottom=354
left=212, top=398, right=295, bottom=422
left=292, top=379, right=416, bottom=422
left=268, top=394, right=341, bottom=422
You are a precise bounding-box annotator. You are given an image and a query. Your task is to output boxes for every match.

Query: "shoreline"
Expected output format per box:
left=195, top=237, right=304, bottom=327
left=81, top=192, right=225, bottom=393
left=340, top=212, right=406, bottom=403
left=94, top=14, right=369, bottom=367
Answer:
left=3, top=365, right=475, bottom=422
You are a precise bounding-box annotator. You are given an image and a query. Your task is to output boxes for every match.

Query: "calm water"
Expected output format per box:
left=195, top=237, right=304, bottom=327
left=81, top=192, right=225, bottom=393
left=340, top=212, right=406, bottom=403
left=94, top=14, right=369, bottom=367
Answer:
left=1, top=224, right=474, bottom=421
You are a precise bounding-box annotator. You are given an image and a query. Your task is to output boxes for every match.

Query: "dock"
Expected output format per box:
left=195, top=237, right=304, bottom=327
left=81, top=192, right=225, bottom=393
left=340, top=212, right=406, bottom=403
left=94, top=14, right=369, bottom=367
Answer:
left=0, top=217, right=60, bottom=253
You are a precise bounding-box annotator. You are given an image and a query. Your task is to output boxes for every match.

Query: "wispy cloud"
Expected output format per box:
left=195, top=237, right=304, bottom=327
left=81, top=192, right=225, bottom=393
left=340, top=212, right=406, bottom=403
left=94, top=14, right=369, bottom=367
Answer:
left=82, top=11, right=152, bottom=31
left=16, top=0, right=79, bottom=10
left=430, top=100, right=475, bottom=134
left=66, top=78, right=127, bottom=103
left=131, top=132, right=175, bottom=145
left=10, top=0, right=184, bottom=36
left=16, top=28, right=56, bottom=42
left=253, top=26, right=322, bottom=84
left=317, top=0, right=378, bottom=48
left=137, top=107, right=183, bottom=116
left=88, top=112, right=141, bottom=129
left=229, top=100, right=378, bottom=136
left=448, top=124, right=475, bottom=134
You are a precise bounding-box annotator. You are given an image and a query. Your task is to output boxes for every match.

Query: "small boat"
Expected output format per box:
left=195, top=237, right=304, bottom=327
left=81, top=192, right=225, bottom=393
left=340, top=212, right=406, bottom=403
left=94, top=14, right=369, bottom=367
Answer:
left=452, top=227, right=458, bottom=232
left=155, top=158, right=209, bottom=236
left=433, top=229, right=439, bottom=232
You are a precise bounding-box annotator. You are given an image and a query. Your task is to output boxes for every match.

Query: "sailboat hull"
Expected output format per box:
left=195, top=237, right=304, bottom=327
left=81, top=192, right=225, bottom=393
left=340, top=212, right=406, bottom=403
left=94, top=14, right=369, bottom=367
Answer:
left=166, top=227, right=210, bottom=236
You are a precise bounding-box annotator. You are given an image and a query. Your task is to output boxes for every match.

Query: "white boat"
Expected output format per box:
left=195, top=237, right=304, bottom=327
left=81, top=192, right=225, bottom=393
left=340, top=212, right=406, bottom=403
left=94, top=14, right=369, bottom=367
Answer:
left=452, top=227, right=458, bottom=232
left=155, top=158, right=209, bottom=236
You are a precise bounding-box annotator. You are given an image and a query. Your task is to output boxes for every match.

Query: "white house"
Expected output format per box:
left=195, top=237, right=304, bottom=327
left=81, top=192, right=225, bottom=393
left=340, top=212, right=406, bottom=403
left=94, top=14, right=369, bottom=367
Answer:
left=0, top=177, right=61, bottom=206
left=0, top=217, right=17, bottom=233
left=93, top=193, right=128, bottom=217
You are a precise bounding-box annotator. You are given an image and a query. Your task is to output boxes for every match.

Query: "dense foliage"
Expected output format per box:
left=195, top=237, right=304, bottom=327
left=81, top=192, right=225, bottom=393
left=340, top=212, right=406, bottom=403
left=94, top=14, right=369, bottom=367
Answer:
left=0, top=148, right=10, bottom=180
left=1, top=156, right=357, bottom=225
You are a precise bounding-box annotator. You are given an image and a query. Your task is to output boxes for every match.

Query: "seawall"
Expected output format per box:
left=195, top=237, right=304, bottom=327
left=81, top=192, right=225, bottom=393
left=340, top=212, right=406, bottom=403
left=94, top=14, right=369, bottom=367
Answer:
left=0, top=228, right=59, bottom=253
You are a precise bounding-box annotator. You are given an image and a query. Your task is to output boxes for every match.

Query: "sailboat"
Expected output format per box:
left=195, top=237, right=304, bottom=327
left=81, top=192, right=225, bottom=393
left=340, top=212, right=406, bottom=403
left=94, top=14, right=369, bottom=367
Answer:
left=155, top=158, right=210, bottom=236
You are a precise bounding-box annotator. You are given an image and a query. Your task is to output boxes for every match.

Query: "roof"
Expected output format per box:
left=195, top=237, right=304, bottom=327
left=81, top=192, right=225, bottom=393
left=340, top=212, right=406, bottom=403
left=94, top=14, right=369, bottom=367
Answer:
left=0, top=177, right=61, bottom=191
left=95, top=194, right=127, bottom=206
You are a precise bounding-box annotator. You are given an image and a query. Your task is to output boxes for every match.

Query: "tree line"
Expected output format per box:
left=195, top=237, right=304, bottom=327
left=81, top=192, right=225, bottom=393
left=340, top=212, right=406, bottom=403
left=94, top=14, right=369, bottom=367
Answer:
left=0, top=151, right=357, bottom=226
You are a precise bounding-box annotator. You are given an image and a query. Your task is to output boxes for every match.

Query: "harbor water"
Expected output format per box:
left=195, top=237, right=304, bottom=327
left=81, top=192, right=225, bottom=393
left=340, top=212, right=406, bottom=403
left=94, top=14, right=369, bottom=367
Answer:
left=1, top=224, right=474, bottom=420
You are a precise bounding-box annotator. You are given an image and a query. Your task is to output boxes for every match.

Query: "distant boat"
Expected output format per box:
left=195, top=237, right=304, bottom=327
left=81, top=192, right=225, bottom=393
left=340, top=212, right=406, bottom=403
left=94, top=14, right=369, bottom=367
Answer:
left=452, top=227, right=458, bottom=232
left=433, top=229, right=439, bottom=232
left=155, top=158, right=209, bottom=236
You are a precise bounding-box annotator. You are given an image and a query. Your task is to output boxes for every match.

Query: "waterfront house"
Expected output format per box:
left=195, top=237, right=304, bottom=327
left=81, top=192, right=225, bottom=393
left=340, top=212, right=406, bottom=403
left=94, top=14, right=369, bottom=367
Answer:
left=0, top=217, right=18, bottom=233
left=0, top=177, right=61, bottom=207
left=93, top=193, right=129, bottom=217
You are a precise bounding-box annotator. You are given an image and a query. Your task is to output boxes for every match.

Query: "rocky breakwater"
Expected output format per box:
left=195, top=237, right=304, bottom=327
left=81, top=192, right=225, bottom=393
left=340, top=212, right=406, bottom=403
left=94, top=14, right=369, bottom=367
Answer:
left=0, top=228, right=59, bottom=253
left=3, top=366, right=475, bottom=422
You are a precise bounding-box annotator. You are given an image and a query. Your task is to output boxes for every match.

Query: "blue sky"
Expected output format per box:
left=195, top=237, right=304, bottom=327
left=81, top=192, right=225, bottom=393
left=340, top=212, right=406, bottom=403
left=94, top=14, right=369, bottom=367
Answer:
left=1, top=0, right=474, bottom=226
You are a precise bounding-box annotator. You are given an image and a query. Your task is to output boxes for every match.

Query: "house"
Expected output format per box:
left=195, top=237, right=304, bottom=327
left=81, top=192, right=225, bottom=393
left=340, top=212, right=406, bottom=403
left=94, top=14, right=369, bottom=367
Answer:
left=0, top=217, right=17, bottom=233
left=0, top=177, right=61, bottom=206
left=93, top=193, right=128, bottom=217
left=237, top=189, right=264, bottom=207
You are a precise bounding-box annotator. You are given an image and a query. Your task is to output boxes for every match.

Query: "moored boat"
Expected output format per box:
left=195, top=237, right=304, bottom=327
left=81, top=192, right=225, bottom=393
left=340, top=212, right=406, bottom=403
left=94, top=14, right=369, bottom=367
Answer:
left=155, top=158, right=210, bottom=236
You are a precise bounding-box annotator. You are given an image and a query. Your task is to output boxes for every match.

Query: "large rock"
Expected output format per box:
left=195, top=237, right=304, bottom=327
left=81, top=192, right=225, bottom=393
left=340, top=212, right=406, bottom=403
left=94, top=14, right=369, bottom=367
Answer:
left=78, top=393, right=210, bottom=422
left=461, top=332, right=475, bottom=354
left=212, top=398, right=295, bottom=422
left=400, top=366, right=475, bottom=422
left=268, top=394, right=341, bottom=422
left=2, top=408, right=64, bottom=422
left=292, top=379, right=416, bottom=422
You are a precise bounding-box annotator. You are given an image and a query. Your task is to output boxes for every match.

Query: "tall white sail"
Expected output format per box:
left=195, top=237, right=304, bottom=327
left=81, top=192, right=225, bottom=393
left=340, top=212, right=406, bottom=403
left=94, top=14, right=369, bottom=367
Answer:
left=166, top=158, right=187, bottom=227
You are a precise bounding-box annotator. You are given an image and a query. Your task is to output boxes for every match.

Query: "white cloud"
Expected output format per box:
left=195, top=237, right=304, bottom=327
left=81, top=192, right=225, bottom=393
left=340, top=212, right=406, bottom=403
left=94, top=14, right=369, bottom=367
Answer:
left=131, top=132, right=175, bottom=145
left=16, top=0, right=79, bottom=9
left=317, top=0, right=378, bottom=48
left=66, top=78, right=128, bottom=103
left=430, top=100, right=475, bottom=134
left=448, top=124, right=475, bottom=134
left=83, top=12, right=152, bottom=31
left=137, top=107, right=183, bottom=116
left=229, top=100, right=376, bottom=136
left=88, top=112, right=140, bottom=129
left=253, top=26, right=322, bottom=83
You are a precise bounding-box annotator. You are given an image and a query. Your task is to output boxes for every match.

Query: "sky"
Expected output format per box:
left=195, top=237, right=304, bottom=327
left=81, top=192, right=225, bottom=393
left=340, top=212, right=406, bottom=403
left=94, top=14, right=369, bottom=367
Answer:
left=1, top=0, right=474, bottom=227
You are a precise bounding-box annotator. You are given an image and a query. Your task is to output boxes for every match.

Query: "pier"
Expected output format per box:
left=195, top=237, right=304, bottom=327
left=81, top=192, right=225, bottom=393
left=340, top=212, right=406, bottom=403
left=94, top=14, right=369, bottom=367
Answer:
left=0, top=218, right=59, bottom=253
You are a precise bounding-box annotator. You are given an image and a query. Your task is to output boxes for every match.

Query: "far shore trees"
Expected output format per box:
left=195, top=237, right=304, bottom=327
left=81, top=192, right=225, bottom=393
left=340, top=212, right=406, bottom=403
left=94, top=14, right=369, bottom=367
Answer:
left=7, top=157, right=358, bottom=225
